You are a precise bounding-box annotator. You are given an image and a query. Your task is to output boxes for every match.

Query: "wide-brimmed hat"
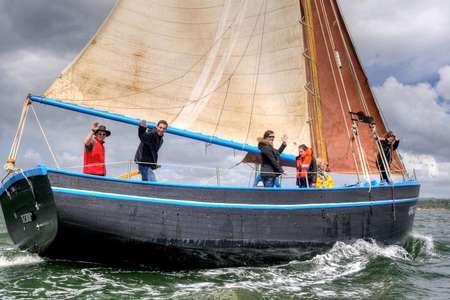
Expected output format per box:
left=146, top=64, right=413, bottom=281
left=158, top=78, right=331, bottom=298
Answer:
left=94, top=125, right=111, bottom=137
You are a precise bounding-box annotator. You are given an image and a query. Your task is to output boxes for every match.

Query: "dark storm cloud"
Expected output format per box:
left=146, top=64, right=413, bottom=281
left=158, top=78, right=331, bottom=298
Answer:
left=0, top=0, right=115, bottom=165
left=0, top=0, right=114, bottom=56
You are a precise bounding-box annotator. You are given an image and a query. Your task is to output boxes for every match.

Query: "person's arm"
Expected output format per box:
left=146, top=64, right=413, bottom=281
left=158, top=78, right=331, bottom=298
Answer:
left=278, top=134, right=288, bottom=153
left=261, top=146, right=284, bottom=174
left=138, top=120, right=157, bottom=144
left=392, top=139, right=399, bottom=151
left=84, top=122, right=99, bottom=151
left=138, top=120, right=147, bottom=142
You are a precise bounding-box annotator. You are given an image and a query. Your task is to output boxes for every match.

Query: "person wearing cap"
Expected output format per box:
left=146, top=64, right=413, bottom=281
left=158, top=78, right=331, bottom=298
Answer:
left=83, top=122, right=110, bottom=176
left=134, top=119, right=168, bottom=181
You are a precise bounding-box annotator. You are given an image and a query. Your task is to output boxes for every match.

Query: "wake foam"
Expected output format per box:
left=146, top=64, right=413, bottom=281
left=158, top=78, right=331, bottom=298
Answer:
left=403, top=232, right=435, bottom=258
left=0, top=252, right=43, bottom=268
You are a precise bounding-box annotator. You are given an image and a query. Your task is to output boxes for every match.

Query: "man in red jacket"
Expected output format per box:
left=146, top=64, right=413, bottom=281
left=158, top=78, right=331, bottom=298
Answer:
left=83, top=122, right=111, bottom=176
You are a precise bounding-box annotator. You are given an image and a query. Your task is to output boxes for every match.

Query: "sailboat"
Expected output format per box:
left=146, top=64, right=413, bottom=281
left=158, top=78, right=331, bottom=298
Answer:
left=0, top=0, right=419, bottom=268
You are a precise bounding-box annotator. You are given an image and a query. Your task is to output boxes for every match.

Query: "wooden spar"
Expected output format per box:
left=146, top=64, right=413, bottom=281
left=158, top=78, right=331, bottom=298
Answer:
left=29, top=95, right=297, bottom=163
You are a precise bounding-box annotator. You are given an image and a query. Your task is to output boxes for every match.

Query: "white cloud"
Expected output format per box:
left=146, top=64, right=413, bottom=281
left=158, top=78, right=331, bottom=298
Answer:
left=373, top=73, right=450, bottom=198
left=23, top=149, right=42, bottom=163
left=436, top=65, right=450, bottom=101
left=0, top=50, right=71, bottom=95
left=339, top=0, right=450, bottom=83
left=402, top=152, right=445, bottom=178
left=373, top=76, right=450, bottom=160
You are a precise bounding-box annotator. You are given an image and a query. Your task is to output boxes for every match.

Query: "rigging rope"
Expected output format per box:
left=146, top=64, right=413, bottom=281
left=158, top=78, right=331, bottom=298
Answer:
left=330, top=1, right=407, bottom=179
left=313, top=0, right=361, bottom=180
left=317, top=0, right=372, bottom=182
left=330, top=1, right=369, bottom=115
left=30, top=105, right=61, bottom=169
left=5, top=99, right=31, bottom=172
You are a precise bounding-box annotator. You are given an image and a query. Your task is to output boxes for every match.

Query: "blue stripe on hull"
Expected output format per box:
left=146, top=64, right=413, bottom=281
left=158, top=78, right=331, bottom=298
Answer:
left=46, top=167, right=420, bottom=192
left=0, top=166, right=47, bottom=196
left=52, top=186, right=418, bottom=210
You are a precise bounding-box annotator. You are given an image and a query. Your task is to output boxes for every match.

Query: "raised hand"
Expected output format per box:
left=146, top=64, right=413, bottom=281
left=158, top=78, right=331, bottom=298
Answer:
left=91, top=122, right=100, bottom=132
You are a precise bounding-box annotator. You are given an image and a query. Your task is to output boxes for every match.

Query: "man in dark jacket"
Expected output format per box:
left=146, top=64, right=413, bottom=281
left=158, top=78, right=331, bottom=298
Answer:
left=376, top=131, right=399, bottom=182
left=135, top=120, right=168, bottom=181
left=258, top=130, right=287, bottom=187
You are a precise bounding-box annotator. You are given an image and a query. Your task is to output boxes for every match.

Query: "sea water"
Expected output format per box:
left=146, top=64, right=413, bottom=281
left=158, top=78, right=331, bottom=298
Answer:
left=0, top=201, right=449, bottom=299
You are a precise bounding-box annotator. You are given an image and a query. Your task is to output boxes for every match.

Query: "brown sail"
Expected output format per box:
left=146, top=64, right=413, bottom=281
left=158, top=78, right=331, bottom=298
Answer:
left=301, top=0, right=403, bottom=175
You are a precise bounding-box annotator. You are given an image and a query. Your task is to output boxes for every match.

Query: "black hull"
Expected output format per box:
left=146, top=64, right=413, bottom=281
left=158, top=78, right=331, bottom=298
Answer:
left=0, top=167, right=419, bottom=269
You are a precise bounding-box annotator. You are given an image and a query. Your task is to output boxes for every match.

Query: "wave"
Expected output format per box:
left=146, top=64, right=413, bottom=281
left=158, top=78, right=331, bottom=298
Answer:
left=403, top=232, right=435, bottom=259
left=172, top=239, right=414, bottom=298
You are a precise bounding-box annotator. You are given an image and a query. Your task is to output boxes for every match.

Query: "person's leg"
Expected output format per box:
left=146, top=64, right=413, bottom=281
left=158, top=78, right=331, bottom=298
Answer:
left=262, top=176, right=275, bottom=187
left=274, top=176, right=281, bottom=188
left=377, top=158, right=389, bottom=182
left=147, top=168, right=157, bottom=182
left=378, top=162, right=389, bottom=182
left=297, top=177, right=307, bottom=188
left=138, top=164, right=149, bottom=181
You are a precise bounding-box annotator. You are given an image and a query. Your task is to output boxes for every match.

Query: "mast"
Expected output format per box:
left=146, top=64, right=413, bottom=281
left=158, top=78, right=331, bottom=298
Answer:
left=301, top=0, right=328, bottom=163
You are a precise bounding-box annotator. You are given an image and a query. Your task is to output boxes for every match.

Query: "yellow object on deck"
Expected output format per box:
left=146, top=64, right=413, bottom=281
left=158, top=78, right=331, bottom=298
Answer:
left=117, top=170, right=140, bottom=179
left=316, top=173, right=334, bottom=188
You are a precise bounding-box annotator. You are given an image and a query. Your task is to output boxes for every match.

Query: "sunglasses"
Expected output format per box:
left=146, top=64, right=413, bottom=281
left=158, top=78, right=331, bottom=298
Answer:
left=97, top=132, right=107, bottom=136
left=268, top=135, right=275, bottom=139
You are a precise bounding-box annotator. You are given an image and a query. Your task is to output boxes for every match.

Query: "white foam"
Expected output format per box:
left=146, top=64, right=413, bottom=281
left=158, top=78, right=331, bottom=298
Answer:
left=409, top=231, right=436, bottom=257
left=0, top=253, right=43, bottom=268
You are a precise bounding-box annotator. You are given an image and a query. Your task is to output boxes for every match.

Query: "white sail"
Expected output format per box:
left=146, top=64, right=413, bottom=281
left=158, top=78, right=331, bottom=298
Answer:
left=45, top=0, right=310, bottom=156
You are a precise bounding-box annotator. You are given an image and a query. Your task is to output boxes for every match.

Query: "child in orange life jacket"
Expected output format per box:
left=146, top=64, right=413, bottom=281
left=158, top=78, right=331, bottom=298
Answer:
left=315, top=158, right=334, bottom=188
left=83, top=122, right=111, bottom=176
left=296, top=144, right=317, bottom=188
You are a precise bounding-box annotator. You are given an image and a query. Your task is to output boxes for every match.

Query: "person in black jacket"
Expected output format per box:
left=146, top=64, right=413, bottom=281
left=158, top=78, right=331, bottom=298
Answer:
left=258, top=130, right=287, bottom=187
left=135, top=120, right=168, bottom=181
left=376, top=130, right=399, bottom=182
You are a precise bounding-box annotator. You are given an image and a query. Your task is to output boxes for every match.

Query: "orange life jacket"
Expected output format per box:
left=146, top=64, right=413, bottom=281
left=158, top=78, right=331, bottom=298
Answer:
left=296, top=148, right=313, bottom=178
left=83, top=138, right=106, bottom=176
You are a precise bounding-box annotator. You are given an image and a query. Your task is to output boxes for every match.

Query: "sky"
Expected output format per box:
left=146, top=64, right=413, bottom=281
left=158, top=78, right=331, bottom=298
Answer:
left=0, top=0, right=449, bottom=198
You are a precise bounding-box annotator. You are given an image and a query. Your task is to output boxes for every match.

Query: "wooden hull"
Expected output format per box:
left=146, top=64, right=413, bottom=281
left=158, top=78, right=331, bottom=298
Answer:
left=0, top=166, right=419, bottom=268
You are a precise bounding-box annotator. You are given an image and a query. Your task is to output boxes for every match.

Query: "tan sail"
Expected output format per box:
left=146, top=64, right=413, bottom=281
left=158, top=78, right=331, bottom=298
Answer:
left=45, top=0, right=310, bottom=157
